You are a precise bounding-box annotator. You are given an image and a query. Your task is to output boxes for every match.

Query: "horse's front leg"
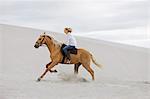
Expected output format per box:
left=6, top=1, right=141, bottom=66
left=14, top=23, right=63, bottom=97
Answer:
left=46, top=62, right=57, bottom=73
left=37, top=62, right=57, bottom=82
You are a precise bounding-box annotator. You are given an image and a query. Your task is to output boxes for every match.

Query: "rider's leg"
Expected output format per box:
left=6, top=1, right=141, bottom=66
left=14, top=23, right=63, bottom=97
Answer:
left=63, top=45, right=69, bottom=56
left=63, top=45, right=71, bottom=60
left=63, top=45, right=72, bottom=63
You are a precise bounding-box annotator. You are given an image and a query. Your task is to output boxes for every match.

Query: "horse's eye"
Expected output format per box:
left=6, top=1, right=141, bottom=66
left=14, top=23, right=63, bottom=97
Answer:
left=39, top=38, right=41, bottom=40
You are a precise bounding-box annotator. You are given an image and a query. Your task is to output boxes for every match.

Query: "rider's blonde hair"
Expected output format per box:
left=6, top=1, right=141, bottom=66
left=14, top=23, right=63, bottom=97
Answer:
left=65, top=27, right=72, bottom=33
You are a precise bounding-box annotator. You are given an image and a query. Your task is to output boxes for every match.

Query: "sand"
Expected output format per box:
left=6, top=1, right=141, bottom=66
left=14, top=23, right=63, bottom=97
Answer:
left=0, top=24, right=150, bottom=99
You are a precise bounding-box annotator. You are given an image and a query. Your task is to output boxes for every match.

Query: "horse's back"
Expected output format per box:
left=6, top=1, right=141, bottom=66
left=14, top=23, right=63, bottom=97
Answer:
left=77, top=48, right=91, bottom=56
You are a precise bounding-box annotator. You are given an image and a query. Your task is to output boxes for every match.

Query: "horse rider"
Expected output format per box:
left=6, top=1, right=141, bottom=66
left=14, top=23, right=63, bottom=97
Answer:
left=63, top=27, right=77, bottom=63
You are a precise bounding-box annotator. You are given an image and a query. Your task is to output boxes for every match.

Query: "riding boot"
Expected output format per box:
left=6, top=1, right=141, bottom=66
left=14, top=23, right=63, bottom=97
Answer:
left=66, top=51, right=71, bottom=63
left=66, top=51, right=71, bottom=60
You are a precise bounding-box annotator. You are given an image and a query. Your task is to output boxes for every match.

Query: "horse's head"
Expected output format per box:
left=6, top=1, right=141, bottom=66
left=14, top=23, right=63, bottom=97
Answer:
left=34, top=32, right=47, bottom=48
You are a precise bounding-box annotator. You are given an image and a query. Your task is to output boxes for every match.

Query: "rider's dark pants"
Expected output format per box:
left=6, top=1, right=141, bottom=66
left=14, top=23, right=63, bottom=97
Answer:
left=63, top=45, right=75, bottom=59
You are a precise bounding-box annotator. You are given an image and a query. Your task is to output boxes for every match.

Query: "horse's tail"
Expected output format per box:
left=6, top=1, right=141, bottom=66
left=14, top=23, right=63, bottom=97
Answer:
left=90, top=54, right=103, bottom=68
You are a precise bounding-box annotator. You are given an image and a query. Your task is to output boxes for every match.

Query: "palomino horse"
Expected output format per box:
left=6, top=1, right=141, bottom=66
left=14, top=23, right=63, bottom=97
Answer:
left=34, top=33, right=102, bottom=81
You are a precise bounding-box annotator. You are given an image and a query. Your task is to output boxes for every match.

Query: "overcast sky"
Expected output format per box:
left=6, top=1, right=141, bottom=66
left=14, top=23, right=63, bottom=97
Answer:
left=0, top=0, right=148, bottom=33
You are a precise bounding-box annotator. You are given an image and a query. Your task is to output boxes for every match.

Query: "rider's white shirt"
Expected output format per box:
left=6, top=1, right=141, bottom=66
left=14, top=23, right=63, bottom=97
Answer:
left=66, top=33, right=77, bottom=46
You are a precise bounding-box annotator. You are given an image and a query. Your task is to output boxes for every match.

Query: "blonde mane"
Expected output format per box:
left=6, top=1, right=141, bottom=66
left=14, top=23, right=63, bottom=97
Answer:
left=46, top=35, right=62, bottom=48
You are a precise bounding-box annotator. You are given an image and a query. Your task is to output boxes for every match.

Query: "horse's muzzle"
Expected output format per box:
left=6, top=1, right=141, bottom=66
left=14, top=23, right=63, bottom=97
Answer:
left=34, top=44, right=39, bottom=48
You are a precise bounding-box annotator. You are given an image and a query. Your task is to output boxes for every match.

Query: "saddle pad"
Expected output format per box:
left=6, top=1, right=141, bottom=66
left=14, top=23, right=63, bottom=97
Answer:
left=61, top=44, right=77, bottom=55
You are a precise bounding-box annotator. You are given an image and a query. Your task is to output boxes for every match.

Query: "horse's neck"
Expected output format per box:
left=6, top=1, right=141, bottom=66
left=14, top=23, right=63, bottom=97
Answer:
left=45, top=37, right=61, bottom=55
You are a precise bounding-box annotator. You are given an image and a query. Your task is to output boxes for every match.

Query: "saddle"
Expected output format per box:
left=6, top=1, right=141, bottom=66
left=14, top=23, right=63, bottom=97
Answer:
left=61, top=44, right=78, bottom=63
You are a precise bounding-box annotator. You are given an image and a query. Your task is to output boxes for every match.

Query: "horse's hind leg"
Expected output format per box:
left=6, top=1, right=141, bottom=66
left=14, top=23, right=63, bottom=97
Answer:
left=82, top=63, right=95, bottom=80
left=74, top=63, right=81, bottom=74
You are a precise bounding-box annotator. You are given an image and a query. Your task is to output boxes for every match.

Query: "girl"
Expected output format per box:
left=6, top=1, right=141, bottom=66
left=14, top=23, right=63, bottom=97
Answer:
left=63, top=27, right=77, bottom=63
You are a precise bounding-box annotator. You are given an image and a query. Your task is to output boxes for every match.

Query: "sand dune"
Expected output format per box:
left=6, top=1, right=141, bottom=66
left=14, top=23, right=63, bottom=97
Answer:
left=0, top=24, right=150, bottom=99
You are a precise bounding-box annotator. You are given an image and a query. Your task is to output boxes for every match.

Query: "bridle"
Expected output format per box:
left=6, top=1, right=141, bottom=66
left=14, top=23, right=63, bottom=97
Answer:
left=36, top=35, right=46, bottom=46
left=41, top=35, right=45, bottom=44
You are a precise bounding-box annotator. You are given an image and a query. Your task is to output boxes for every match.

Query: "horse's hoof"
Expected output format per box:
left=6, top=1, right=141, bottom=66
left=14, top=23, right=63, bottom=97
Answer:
left=37, top=78, right=41, bottom=82
left=50, top=69, right=57, bottom=73
left=54, top=70, right=57, bottom=72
